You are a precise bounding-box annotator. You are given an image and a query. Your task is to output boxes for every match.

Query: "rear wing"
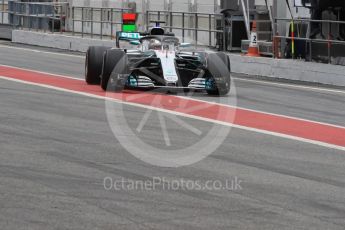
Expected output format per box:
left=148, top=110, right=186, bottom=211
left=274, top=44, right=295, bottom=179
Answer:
left=116, top=32, right=145, bottom=47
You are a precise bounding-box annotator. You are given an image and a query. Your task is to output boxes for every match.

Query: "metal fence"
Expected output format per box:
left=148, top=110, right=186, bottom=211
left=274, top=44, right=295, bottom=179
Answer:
left=146, top=10, right=225, bottom=49
left=7, top=1, right=68, bottom=33
left=71, top=6, right=132, bottom=39
left=274, top=18, right=345, bottom=64
left=1, top=1, right=225, bottom=49
left=4, top=1, right=345, bottom=65
left=70, top=7, right=225, bottom=49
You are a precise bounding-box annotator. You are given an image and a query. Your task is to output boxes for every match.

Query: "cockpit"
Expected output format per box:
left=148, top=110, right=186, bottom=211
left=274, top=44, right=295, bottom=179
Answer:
left=140, top=36, right=179, bottom=52
left=148, top=39, right=162, bottom=50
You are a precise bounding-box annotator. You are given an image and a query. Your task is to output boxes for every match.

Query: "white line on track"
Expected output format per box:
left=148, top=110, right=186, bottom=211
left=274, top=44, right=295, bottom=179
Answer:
left=1, top=64, right=344, bottom=130
left=0, top=75, right=344, bottom=152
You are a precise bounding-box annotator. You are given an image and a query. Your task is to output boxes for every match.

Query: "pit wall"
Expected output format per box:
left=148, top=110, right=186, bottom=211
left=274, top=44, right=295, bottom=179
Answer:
left=12, top=30, right=116, bottom=52
left=11, top=30, right=345, bottom=87
left=229, top=54, right=345, bottom=87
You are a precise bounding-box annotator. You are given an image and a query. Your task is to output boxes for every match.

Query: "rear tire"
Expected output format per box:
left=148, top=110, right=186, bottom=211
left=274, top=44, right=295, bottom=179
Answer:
left=85, top=46, right=109, bottom=85
left=205, top=52, right=231, bottom=96
left=101, top=49, right=128, bottom=91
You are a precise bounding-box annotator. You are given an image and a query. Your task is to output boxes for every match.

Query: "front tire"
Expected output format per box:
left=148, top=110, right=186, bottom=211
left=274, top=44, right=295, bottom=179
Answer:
left=101, top=49, right=128, bottom=91
left=205, top=52, right=231, bottom=96
left=85, top=46, right=109, bottom=84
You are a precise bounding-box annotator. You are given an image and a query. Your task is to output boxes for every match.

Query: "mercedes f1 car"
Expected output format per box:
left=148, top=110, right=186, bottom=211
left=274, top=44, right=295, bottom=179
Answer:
left=85, top=25, right=231, bottom=96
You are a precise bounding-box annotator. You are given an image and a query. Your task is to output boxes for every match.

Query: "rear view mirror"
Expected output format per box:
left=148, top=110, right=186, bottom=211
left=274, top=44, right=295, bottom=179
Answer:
left=130, top=40, right=140, bottom=45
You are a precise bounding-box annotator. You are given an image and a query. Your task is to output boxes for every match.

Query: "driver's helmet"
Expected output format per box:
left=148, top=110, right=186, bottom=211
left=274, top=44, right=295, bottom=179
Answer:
left=148, top=39, right=162, bottom=50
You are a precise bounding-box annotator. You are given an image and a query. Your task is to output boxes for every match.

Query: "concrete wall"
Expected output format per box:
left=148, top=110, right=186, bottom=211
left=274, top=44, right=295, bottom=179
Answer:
left=229, top=54, right=345, bottom=86
left=11, top=30, right=345, bottom=87
left=12, top=30, right=116, bottom=52
left=0, top=24, right=12, bottom=39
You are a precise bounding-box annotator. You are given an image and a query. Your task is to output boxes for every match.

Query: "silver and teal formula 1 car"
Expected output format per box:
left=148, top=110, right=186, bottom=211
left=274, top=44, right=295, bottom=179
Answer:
left=85, top=27, right=231, bottom=96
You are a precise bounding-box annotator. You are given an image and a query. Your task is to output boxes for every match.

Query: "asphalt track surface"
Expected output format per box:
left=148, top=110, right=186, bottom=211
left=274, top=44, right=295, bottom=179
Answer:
left=1, top=42, right=345, bottom=229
